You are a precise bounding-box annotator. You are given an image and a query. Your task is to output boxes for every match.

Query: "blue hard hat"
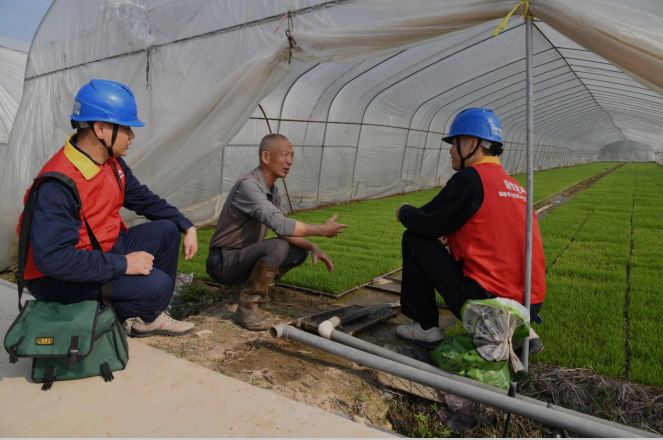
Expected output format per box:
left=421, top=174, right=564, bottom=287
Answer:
left=70, top=79, right=145, bottom=127
left=442, top=108, right=502, bottom=146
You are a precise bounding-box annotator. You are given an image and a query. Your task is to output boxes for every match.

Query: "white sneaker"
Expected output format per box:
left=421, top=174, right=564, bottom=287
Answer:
left=396, top=322, right=446, bottom=349
left=122, top=318, right=135, bottom=336
left=129, top=311, right=194, bottom=338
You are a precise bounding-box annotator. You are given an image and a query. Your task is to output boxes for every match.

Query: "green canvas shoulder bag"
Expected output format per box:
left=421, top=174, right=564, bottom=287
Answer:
left=4, top=172, right=129, bottom=390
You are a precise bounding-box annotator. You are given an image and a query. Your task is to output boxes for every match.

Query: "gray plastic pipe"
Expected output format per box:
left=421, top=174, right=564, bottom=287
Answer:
left=270, top=324, right=655, bottom=438
left=315, top=325, right=654, bottom=438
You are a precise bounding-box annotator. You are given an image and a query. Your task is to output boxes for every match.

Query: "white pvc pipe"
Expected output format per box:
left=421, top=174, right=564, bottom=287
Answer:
left=317, top=316, right=341, bottom=339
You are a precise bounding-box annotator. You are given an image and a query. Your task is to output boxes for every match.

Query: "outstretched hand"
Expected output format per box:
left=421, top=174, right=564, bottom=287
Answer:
left=311, top=245, right=334, bottom=273
left=321, top=213, right=347, bottom=238
left=183, top=226, right=198, bottom=260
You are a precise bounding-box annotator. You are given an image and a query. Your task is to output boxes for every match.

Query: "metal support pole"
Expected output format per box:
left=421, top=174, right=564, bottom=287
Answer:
left=522, top=16, right=535, bottom=371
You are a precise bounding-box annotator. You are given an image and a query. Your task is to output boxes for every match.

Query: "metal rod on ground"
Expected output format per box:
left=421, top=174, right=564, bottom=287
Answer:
left=523, top=13, right=535, bottom=372
left=503, top=382, right=518, bottom=437
left=316, top=326, right=652, bottom=438
left=270, top=324, right=654, bottom=438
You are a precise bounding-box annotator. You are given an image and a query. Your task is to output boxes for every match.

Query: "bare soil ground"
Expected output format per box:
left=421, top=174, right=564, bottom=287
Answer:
left=143, top=282, right=398, bottom=431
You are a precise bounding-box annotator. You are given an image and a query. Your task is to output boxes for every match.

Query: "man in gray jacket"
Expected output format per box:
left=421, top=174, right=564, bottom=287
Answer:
left=207, top=134, right=347, bottom=331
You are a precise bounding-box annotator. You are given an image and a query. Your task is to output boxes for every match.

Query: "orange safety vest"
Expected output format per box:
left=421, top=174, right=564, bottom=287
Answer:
left=17, top=135, right=127, bottom=280
left=447, top=160, right=546, bottom=305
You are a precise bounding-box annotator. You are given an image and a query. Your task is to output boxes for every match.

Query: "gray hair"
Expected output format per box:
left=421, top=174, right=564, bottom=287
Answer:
left=259, top=133, right=289, bottom=157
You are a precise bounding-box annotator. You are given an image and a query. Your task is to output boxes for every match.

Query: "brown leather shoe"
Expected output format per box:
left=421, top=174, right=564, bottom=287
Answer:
left=235, top=261, right=277, bottom=331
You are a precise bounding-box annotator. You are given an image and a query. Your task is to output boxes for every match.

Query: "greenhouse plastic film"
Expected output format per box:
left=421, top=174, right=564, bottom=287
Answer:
left=1, top=0, right=663, bottom=269
left=0, top=46, right=27, bottom=146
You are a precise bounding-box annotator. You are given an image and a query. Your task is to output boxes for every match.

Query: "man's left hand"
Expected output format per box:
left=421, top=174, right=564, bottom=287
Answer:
left=183, top=226, right=198, bottom=260
left=311, top=245, right=334, bottom=273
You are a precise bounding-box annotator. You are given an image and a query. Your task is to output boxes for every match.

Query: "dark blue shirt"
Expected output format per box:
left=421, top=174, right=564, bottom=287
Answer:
left=28, top=146, right=193, bottom=284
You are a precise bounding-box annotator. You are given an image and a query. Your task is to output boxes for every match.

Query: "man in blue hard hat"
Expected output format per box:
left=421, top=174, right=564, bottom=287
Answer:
left=17, top=79, right=199, bottom=337
left=395, top=108, right=546, bottom=351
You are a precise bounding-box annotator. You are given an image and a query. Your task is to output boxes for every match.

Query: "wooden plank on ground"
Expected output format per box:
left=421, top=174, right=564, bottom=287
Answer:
left=377, top=371, right=445, bottom=403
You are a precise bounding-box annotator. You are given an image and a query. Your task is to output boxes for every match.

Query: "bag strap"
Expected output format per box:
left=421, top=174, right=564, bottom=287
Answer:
left=16, top=171, right=113, bottom=310
left=41, top=366, right=55, bottom=391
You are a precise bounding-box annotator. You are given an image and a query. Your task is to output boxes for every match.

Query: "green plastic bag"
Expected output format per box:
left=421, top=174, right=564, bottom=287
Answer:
left=431, top=334, right=511, bottom=390
left=431, top=298, right=532, bottom=390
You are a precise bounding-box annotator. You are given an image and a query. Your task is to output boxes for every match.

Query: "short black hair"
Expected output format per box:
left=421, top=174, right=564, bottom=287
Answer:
left=488, top=143, right=504, bottom=157
left=259, top=133, right=289, bottom=156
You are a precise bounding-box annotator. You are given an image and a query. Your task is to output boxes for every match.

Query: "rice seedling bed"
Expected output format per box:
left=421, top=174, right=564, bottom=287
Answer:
left=512, top=162, right=620, bottom=203
left=178, top=162, right=620, bottom=294
left=535, top=163, right=663, bottom=386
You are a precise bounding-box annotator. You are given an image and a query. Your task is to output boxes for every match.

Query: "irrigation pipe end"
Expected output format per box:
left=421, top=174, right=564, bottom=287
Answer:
left=269, top=324, right=287, bottom=339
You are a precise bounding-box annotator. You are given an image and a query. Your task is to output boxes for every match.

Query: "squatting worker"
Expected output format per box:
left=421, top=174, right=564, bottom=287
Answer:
left=394, top=108, right=546, bottom=351
left=18, top=80, right=199, bottom=337
left=207, top=134, right=347, bottom=331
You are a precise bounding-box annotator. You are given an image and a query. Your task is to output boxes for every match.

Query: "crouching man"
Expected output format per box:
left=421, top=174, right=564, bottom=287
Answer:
left=19, top=80, right=198, bottom=337
left=207, top=134, right=347, bottom=331
left=395, top=108, right=546, bottom=350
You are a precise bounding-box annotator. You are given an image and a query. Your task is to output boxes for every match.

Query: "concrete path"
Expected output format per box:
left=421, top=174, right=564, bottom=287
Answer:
left=0, top=279, right=393, bottom=437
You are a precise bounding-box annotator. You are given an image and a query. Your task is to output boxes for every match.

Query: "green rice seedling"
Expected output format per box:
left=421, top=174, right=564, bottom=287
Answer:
left=535, top=163, right=663, bottom=386
left=512, top=162, right=620, bottom=202
left=536, top=274, right=625, bottom=377
left=628, top=315, right=663, bottom=386
left=624, top=166, right=663, bottom=385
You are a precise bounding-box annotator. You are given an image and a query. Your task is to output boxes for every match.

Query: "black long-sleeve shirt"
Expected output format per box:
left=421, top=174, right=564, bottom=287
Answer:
left=399, top=167, right=484, bottom=238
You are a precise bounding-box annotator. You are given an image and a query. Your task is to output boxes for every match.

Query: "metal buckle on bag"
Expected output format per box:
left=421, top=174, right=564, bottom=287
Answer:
left=68, top=336, right=80, bottom=365
left=68, top=349, right=79, bottom=365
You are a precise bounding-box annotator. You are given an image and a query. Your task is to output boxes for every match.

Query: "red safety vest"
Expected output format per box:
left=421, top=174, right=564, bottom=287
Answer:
left=17, top=135, right=127, bottom=280
left=447, top=160, right=546, bottom=305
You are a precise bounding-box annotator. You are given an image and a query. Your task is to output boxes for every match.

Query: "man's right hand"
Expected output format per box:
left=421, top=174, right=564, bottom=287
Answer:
left=125, top=251, right=154, bottom=275
left=396, top=202, right=409, bottom=222
left=320, top=213, right=347, bottom=238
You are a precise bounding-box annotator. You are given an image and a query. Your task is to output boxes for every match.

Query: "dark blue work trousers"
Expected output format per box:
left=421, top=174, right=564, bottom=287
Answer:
left=27, top=220, right=181, bottom=322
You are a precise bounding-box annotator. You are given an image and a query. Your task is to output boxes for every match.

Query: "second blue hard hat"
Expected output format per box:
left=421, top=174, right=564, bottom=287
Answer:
left=70, top=79, right=145, bottom=127
left=442, top=108, right=502, bottom=146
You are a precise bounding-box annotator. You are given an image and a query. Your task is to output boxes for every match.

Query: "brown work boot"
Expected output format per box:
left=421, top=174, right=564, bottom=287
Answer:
left=274, top=265, right=293, bottom=282
left=261, top=265, right=293, bottom=303
left=236, top=261, right=277, bottom=331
